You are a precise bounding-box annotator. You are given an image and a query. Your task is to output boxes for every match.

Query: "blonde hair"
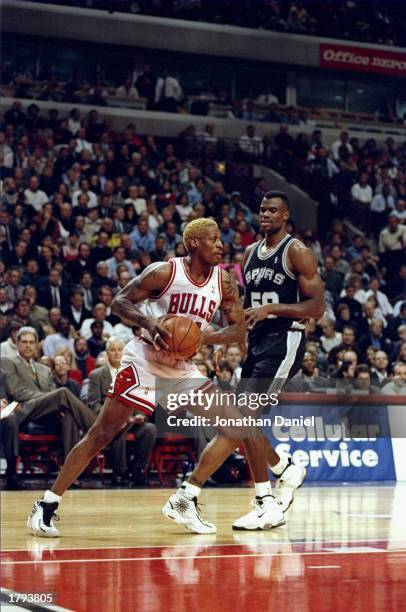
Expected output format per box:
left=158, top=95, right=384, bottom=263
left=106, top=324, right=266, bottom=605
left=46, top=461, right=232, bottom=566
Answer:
left=54, top=345, right=77, bottom=369
left=183, top=218, right=218, bottom=253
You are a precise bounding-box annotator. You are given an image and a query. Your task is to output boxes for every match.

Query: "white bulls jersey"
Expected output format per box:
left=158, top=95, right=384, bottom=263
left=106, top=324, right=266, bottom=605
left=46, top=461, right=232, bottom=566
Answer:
left=107, top=258, right=222, bottom=413
left=140, top=257, right=223, bottom=331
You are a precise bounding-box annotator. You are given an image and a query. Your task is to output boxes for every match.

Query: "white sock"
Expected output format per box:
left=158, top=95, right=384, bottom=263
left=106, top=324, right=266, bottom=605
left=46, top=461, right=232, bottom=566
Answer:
left=255, top=481, right=271, bottom=498
left=180, top=481, right=202, bottom=499
left=270, top=455, right=290, bottom=476
left=43, top=490, right=62, bottom=504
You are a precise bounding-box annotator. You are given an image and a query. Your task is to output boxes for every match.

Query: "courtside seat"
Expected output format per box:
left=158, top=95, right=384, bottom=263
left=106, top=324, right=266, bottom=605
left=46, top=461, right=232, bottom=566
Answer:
left=17, top=432, right=63, bottom=476
left=17, top=416, right=62, bottom=476
left=149, top=433, right=197, bottom=485
left=85, top=433, right=140, bottom=483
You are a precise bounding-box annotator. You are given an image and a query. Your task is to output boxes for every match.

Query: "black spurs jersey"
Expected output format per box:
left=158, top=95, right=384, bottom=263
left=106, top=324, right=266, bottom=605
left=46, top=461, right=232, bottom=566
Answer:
left=243, top=234, right=305, bottom=339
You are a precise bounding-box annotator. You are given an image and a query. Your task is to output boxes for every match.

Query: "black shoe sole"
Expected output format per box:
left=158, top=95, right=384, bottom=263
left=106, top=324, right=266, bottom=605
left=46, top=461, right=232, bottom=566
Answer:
left=232, top=521, right=286, bottom=531
left=232, top=526, right=264, bottom=531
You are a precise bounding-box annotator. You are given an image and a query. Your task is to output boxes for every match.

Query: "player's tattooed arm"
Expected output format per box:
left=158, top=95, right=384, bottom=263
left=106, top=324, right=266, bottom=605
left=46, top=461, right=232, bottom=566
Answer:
left=201, top=269, right=246, bottom=345
left=245, top=242, right=325, bottom=329
left=111, top=262, right=173, bottom=350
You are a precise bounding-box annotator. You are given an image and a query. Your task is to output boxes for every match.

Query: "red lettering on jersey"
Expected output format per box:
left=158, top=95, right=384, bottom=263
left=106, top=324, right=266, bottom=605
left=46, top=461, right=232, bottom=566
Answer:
left=189, top=294, right=199, bottom=316
left=168, top=293, right=180, bottom=314
left=206, top=300, right=216, bottom=322
left=197, top=296, right=207, bottom=319
left=167, top=292, right=217, bottom=323
left=179, top=293, right=191, bottom=313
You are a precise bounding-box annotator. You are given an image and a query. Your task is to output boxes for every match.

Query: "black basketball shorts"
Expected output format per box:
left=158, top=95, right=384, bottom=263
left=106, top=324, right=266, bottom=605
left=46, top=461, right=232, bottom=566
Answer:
left=238, top=329, right=305, bottom=396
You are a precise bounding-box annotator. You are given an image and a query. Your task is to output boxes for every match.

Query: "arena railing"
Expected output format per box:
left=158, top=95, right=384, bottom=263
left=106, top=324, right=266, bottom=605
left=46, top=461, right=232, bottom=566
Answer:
left=2, top=81, right=406, bottom=136
left=0, top=92, right=392, bottom=228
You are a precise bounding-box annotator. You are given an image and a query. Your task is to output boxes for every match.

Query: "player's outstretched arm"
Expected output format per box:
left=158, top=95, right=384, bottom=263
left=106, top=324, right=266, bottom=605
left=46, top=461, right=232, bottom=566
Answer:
left=245, top=242, right=325, bottom=329
left=201, top=269, right=246, bottom=345
left=111, top=262, right=173, bottom=350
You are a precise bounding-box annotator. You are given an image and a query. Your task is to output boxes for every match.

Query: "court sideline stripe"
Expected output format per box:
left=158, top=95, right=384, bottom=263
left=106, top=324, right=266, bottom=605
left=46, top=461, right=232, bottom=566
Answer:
left=3, top=537, right=404, bottom=553
left=2, top=548, right=406, bottom=565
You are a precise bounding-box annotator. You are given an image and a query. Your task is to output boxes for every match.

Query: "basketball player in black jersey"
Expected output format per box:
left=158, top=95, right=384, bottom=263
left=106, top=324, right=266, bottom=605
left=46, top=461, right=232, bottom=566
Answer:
left=232, top=190, right=325, bottom=530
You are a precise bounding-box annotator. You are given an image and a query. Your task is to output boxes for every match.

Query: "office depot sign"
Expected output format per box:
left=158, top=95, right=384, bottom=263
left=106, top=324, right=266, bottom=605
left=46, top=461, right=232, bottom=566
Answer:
left=320, top=43, right=406, bottom=77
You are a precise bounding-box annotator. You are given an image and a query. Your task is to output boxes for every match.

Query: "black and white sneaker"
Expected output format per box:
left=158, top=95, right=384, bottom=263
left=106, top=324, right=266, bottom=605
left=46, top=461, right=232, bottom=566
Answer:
left=272, top=458, right=306, bottom=512
left=232, top=494, right=285, bottom=530
left=162, top=491, right=216, bottom=534
left=27, top=501, right=60, bottom=538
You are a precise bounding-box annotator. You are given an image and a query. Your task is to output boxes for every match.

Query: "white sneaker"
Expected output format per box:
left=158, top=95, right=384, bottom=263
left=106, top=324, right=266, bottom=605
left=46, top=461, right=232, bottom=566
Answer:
left=232, top=494, right=285, bottom=531
left=27, top=501, right=60, bottom=538
left=273, top=459, right=306, bottom=512
left=162, top=491, right=217, bottom=534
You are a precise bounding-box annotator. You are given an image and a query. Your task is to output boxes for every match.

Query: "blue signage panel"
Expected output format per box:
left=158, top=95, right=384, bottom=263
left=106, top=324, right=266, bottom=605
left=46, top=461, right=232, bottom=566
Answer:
left=262, top=401, right=396, bottom=481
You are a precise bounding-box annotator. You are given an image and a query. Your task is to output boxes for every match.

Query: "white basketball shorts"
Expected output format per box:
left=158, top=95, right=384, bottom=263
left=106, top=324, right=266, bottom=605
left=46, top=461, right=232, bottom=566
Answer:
left=107, top=337, right=213, bottom=415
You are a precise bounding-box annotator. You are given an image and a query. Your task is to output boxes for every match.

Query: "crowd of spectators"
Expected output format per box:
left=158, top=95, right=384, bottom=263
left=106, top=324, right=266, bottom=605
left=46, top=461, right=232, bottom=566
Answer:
left=0, top=100, right=405, bottom=489
left=267, top=125, right=406, bottom=236
left=4, top=60, right=403, bottom=127
left=31, top=0, right=406, bottom=47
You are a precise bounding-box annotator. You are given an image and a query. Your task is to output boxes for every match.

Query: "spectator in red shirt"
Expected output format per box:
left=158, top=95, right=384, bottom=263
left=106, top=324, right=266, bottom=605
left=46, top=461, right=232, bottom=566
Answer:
left=236, top=220, right=255, bottom=247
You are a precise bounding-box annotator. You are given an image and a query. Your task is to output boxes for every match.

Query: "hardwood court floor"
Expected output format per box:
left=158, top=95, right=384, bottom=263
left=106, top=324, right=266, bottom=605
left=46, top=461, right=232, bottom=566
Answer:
left=1, top=485, right=406, bottom=611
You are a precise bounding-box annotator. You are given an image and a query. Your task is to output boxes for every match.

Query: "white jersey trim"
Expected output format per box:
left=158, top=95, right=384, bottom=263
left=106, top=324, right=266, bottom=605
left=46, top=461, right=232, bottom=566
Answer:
left=181, top=257, right=214, bottom=287
left=218, top=267, right=223, bottom=302
left=256, top=234, right=291, bottom=261
left=243, top=241, right=260, bottom=272
left=152, top=260, right=176, bottom=300
left=281, top=239, right=297, bottom=280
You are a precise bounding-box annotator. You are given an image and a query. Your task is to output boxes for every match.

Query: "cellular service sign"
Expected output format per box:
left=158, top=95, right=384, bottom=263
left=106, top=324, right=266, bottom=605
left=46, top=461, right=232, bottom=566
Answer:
left=262, top=401, right=396, bottom=481
left=320, top=43, right=406, bottom=77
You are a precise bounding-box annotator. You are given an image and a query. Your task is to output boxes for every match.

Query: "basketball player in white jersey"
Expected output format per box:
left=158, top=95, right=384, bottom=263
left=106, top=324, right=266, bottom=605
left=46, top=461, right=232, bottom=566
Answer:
left=28, top=218, right=286, bottom=537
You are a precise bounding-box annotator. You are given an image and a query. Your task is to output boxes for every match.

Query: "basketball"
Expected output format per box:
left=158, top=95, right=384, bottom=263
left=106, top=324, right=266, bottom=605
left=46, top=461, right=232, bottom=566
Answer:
left=159, top=315, right=201, bottom=359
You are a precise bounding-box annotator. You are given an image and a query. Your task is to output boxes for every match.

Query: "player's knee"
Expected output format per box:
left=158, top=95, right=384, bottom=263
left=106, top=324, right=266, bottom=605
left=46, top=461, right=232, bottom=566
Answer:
left=216, top=427, right=241, bottom=444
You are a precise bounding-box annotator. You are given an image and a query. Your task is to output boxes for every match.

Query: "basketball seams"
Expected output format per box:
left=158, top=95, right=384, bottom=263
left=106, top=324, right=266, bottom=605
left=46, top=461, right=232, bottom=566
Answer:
left=161, top=314, right=178, bottom=352
left=160, top=315, right=201, bottom=358
left=177, top=318, right=194, bottom=353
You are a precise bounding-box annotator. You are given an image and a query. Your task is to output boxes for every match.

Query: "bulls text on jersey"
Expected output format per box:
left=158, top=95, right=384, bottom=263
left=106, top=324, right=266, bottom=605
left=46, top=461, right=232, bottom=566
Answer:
left=167, top=292, right=217, bottom=323
left=141, top=258, right=222, bottom=332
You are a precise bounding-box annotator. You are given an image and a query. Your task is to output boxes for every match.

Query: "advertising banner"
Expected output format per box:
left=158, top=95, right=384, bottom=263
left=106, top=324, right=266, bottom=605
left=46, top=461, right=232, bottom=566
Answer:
left=320, top=43, right=406, bottom=77
left=263, top=400, right=396, bottom=481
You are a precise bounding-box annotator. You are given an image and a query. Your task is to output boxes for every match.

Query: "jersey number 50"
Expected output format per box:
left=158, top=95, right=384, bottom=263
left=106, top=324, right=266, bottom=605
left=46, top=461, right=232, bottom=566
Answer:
left=250, top=291, right=279, bottom=319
